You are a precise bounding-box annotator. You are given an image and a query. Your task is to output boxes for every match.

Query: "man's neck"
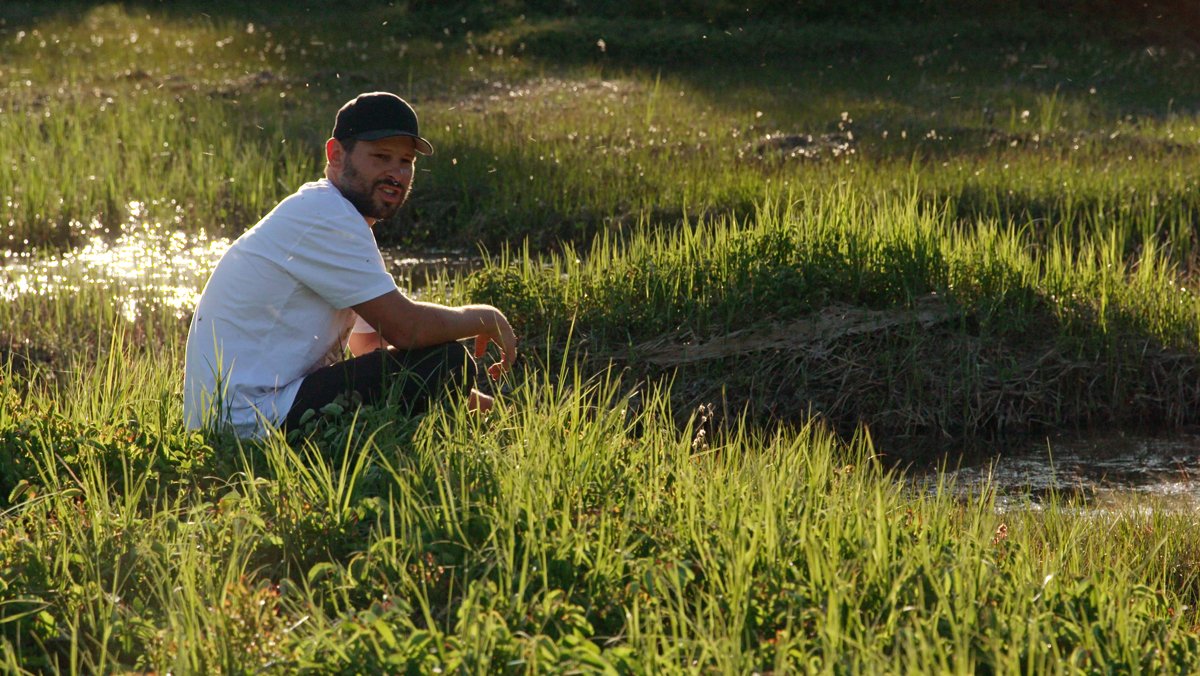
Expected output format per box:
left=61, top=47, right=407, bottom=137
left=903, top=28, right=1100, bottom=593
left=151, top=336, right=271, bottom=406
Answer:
left=324, top=174, right=376, bottom=227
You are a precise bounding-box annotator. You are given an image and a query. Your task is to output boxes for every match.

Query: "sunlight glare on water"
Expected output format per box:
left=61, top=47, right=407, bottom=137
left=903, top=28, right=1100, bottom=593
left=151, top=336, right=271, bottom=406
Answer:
left=1, top=201, right=483, bottom=320
left=1, top=203, right=230, bottom=320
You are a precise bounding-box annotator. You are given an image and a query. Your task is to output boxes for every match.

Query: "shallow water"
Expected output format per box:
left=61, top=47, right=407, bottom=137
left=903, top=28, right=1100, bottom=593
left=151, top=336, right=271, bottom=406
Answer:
left=1, top=221, right=480, bottom=320
left=1, top=221, right=225, bottom=320
left=917, top=431, right=1200, bottom=512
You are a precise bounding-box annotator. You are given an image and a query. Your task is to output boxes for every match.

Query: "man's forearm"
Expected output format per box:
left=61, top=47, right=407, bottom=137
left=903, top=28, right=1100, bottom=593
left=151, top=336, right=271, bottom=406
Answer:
left=406, top=302, right=503, bottom=347
left=352, top=290, right=516, bottom=373
left=348, top=330, right=386, bottom=356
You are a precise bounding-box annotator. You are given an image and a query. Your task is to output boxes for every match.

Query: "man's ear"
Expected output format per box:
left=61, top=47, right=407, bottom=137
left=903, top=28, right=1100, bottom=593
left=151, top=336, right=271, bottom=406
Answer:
left=325, top=138, right=343, bottom=170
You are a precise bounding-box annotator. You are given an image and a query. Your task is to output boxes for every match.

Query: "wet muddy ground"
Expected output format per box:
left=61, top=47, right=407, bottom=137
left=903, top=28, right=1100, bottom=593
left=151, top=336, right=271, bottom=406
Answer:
left=912, top=430, right=1200, bottom=512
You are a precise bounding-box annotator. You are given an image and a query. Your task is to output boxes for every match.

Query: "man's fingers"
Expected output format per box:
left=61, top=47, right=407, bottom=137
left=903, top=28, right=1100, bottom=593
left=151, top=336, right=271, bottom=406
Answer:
left=503, top=331, right=517, bottom=367
left=474, top=310, right=517, bottom=381
left=487, top=340, right=515, bottom=380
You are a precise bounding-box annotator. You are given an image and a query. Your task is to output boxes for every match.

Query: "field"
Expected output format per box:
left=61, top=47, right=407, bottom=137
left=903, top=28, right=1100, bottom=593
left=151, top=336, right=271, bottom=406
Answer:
left=4, top=0, right=1200, bottom=671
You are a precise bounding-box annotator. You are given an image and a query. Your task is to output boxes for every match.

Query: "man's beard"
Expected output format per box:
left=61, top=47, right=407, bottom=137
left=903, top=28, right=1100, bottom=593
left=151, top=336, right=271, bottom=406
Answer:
left=339, top=162, right=407, bottom=221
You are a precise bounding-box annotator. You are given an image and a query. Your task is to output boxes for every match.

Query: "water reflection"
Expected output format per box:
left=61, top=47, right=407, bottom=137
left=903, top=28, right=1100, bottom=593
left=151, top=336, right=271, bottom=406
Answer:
left=924, top=431, right=1200, bottom=511
left=1, top=222, right=228, bottom=320
left=379, top=251, right=483, bottom=289
left=1, top=221, right=481, bottom=320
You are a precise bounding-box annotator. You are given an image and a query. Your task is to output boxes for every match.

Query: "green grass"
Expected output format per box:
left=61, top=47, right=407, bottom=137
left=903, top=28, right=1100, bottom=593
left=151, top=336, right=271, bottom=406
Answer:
left=5, top=346, right=1200, bottom=671
left=7, top=182, right=1200, bottom=670
left=2, top=2, right=1199, bottom=253
left=7, top=0, right=1200, bottom=671
left=465, top=187, right=1200, bottom=435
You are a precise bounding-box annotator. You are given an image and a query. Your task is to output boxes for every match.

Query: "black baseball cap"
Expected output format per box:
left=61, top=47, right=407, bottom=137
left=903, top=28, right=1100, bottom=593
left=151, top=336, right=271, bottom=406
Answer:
left=332, top=92, right=434, bottom=155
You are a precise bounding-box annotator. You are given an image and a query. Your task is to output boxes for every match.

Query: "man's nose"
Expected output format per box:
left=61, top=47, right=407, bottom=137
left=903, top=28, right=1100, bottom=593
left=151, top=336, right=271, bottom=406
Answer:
left=385, top=162, right=412, bottom=183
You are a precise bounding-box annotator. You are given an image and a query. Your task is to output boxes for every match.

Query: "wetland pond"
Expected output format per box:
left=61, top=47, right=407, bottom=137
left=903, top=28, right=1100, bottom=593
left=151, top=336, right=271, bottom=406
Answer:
left=6, top=225, right=1200, bottom=512
left=0, top=221, right=482, bottom=320
left=911, top=431, right=1200, bottom=512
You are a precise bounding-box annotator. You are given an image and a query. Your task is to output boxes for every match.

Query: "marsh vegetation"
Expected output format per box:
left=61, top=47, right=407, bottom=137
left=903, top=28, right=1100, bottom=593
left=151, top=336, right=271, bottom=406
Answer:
left=4, top=0, right=1200, bottom=671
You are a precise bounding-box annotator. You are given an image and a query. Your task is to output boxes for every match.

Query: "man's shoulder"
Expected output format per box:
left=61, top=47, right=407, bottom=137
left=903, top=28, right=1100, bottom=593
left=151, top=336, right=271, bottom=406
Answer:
left=253, top=179, right=362, bottom=234
left=277, top=179, right=349, bottom=216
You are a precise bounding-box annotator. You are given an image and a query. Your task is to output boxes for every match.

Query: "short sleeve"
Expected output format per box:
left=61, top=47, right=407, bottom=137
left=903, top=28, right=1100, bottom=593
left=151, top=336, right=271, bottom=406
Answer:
left=283, top=217, right=397, bottom=309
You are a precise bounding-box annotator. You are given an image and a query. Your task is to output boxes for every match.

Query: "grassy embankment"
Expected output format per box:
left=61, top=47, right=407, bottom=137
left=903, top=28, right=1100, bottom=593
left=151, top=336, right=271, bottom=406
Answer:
left=4, top=1, right=1200, bottom=671
left=5, top=1, right=1200, bottom=435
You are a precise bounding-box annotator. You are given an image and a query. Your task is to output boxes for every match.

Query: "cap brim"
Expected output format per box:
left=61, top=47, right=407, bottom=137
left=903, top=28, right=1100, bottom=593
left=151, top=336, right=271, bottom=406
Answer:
left=353, top=129, right=434, bottom=155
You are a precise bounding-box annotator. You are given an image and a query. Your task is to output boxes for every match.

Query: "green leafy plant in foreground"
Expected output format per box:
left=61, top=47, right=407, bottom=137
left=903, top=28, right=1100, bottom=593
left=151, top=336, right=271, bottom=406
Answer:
left=4, top=346, right=1200, bottom=671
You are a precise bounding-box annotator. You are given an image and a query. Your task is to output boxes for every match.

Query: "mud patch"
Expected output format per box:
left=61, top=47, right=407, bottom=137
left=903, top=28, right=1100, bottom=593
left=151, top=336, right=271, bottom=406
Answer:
left=378, top=250, right=483, bottom=296
left=627, top=300, right=1200, bottom=441
left=636, top=294, right=955, bottom=366
left=746, top=131, right=856, bottom=160
left=921, top=430, right=1200, bottom=512
left=211, top=69, right=284, bottom=97
left=453, top=76, right=633, bottom=114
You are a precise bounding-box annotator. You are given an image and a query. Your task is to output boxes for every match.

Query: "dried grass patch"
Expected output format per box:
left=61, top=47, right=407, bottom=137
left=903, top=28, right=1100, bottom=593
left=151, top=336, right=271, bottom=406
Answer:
left=629, top=296, right=1200, bottom=441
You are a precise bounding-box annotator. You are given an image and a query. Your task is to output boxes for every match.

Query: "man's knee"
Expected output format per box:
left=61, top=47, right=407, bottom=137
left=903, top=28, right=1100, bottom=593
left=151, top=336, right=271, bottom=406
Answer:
left=440, top=341, right=479, bottom=392
left=384, top=342, right=477, bottom=395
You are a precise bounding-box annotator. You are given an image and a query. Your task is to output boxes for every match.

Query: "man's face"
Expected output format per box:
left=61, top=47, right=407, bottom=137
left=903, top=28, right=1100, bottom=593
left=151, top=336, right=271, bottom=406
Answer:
left=331, top=136, right=417, bottom=222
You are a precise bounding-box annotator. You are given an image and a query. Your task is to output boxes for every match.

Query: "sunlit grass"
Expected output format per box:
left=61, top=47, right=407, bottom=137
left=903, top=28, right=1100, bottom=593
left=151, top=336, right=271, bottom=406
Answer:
left=460, top=185, right=1200, bottom=434
left=5, top=340, right=1200, bottom=670
left=468, top=183, right=1200, bottom=351
left=7, top=1, right=1200, bottom=671
left=3, top=2, right=1198, bottom=254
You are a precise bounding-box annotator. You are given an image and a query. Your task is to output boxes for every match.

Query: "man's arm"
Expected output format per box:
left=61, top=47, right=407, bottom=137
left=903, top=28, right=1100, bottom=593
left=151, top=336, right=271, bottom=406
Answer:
left=351, top=289, right=517, bottom=377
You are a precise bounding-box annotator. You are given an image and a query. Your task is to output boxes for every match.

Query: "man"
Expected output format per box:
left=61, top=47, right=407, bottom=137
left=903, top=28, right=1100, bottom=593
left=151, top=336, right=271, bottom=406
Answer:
left=184, top=92, right=516, bottom=438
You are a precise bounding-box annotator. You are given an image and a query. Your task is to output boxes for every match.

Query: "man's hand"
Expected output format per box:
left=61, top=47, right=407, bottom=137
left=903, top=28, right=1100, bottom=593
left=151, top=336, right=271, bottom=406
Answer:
left=472, top=307, right=517, bottom=379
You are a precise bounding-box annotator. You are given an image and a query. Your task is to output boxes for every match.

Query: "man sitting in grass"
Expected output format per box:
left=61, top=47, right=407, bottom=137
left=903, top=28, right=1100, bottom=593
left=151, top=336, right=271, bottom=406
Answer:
left=184, top=91, right=516, bottom=438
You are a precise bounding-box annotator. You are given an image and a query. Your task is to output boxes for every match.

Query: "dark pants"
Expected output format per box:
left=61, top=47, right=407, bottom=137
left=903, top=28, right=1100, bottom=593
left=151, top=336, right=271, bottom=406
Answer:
left=283, top=342, right=477, bottom=429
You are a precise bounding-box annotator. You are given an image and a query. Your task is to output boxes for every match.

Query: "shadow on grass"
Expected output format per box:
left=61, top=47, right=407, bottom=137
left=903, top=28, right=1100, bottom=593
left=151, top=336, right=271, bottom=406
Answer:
left=10, top=1, right=1197, bottom=122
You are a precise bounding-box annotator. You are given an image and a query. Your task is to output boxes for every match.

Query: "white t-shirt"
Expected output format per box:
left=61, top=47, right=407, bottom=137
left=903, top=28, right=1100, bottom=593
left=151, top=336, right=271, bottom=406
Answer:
left=183, top=179, right=397, bottom=437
